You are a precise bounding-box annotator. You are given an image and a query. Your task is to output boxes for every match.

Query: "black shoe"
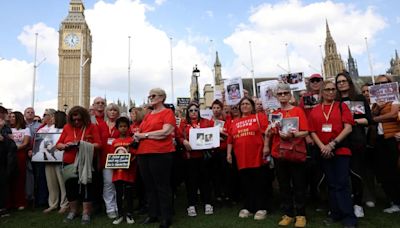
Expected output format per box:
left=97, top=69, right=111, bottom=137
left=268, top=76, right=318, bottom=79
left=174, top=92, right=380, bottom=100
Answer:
left=323, top=217, right=338, bottom=226
left=141, top=216, right=158, bottom=224
left=159, top=219, right=171, bottom=228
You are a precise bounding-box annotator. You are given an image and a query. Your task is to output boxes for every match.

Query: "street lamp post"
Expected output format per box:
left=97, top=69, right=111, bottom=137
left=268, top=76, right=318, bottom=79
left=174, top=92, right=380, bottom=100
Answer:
left=192, top=65, right=200, bottom=102
left=63, top=104, right=68, bottom=113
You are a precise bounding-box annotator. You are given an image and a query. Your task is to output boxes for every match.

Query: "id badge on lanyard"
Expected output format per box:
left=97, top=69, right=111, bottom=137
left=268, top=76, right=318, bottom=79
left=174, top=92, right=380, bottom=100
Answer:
left=321, top=124, right=333, bottom=133
left=107, top=138, right=115, bottom=145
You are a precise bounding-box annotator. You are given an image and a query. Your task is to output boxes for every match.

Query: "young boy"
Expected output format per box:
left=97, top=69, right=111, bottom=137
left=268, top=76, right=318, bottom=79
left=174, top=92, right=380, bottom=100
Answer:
left=111, top=117, right=137, bottom=224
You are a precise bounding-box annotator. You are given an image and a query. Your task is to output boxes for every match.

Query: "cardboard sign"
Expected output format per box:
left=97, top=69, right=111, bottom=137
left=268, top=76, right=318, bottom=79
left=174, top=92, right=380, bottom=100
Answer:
left=225, top=77, right=244, bottom=105
left=258, top=80, right=280, bottom=110
left=189, top=126, right=220, bottom=150
left=369, top=82, right=399, bottom=104
left=32, top=133, right=64, bottom=162
left=279, top=72, right=306, bottom=91
left=177, top=97, right=191, bottom=107
left=105, top=154, right=131, bottom=169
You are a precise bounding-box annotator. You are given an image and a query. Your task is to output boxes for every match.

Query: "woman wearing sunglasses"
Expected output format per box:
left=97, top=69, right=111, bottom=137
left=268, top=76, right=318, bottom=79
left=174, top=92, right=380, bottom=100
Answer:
left=134, top=88, right=176, bottom=228
left=227, top=97, right=269, bottom=220
left=56, top=106, right=101, bottom=224
left=265, top=83, right=309, bottom=227
left=308, top=81, right=356, bottom=228
left=177, top=102, right=214, bottom=217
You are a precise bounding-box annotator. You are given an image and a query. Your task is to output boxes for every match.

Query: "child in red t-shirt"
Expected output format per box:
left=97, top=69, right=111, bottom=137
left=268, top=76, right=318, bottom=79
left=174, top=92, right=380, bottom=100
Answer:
left=111, top=117, right=136, bottom=225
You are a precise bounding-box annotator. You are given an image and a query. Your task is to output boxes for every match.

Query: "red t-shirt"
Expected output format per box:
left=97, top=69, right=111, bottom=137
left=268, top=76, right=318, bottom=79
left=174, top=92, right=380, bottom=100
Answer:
left=178, top=118, right=214, bottom=159
left=130, top=122, right=140, bottom=136
left=228, top=113, right=268, bottom=170
left=111, top=137, right=136, bottom=183
left=95, top=116, right=109, bottom=168
left=102, top=124, right=120, bottom=168
left=57, top=123, right=101, bottom=164
left=137, top=108, right=176, bottom=154
left=271, top=107, right=309, bottom=158
left=308, top=102, right=354, bottom=155
left=213, top=116, right=228, bottom=151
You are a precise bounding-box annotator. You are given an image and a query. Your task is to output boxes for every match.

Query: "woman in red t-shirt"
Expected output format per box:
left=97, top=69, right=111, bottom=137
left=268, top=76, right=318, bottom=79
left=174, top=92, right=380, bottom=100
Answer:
left=308, top=81, right=356, bottom=227
left=178, top=102, right=214, bottom=217
left=134, top=88, right=176, bottom=228
left=227, top=97, right=269, bottom=220
left=102, top=103, right=120, bottom=219
left=56, top=106, right=101, bottom=224
left=265, top=83, right=309, bottom=227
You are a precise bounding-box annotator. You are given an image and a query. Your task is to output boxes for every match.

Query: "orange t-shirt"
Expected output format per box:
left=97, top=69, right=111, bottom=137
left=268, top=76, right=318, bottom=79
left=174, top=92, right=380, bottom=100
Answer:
left=137, top=108, right=176, bottom=154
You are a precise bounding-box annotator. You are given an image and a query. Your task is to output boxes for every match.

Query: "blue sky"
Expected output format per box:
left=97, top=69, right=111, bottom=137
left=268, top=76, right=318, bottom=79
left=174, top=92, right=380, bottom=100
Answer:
left=0, top=0, right=399, bottom=114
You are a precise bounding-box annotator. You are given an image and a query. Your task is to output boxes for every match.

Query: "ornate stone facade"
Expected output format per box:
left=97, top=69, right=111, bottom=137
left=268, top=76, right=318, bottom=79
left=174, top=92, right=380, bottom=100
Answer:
left=58, top=0, right=92, bottom=110
left=323, top=20, right=345, bottom=80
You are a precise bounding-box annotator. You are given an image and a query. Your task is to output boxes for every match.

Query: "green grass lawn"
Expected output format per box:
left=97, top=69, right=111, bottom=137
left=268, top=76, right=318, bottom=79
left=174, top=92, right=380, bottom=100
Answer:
left=1, top=187, right=400, bottom=227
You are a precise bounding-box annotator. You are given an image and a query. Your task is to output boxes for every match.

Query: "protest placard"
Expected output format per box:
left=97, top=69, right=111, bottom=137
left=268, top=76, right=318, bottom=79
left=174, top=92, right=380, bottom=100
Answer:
left=32, top=133, right=64, bottom=162
left=225, top=77, right=244, bottom=105
left=279, top=72, right=306, bottom=91
left=105, top=154, right=131, bottom=169
left=368, top=82, right=399, bottom=104
left=258, top=80, right=280, bottom=110
left=189, top=126, right=220, bottom=150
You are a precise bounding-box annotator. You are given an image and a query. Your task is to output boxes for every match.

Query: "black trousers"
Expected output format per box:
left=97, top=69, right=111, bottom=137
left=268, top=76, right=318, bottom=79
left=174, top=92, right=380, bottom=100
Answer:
left=184, top=158, right=212, bottom=206
left=137, top=153, right=173, bottom=221
left=276, top=159, right=307, bottom=216
left=375, top=136, right=400, bottom=205
left=65, top=178, right=94, bottom=202
left=349, top=144, right=366, bottom=206
left=212, top=150, right=231, bottom=200
left=114, top=180, right=134, bottom=217
left=239, top=166, right=268, bottom=213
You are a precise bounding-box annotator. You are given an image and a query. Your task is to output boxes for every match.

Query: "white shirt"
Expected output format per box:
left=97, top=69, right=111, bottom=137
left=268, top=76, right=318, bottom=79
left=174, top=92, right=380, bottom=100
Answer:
left=11, top=128, right=31, bottom=146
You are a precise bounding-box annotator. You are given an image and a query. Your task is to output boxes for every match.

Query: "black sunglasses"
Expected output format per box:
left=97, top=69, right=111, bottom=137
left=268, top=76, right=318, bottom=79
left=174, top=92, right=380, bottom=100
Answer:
left=310, top=78, right=322, bottom=83
left=374, top=81, right=389, bottom=85
left=276, top=91, right=291, bottom=96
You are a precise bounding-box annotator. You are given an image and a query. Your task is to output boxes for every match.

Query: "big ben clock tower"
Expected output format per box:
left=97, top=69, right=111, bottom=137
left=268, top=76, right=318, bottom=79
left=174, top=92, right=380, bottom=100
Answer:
left=58, top=0, right=92, bottom=110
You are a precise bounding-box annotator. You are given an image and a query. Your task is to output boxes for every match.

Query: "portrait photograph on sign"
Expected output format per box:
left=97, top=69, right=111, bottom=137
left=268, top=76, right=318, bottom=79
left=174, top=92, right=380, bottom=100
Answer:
left=268, top=113, right=283, bottom=128
left=32, top=133, right=64, bottom=162
left=279, top=72, right=306, bottom=91
left=258, top=80, right=280, bottom=110
left=368, top=82, right=399, bottom=104
left=224, top=77, right=244, bottom=105
left=189, top=126, right=220, bottom=150
left=343, top=101, right=365, bottom=115
left=280, top=117, right=299, bottom=134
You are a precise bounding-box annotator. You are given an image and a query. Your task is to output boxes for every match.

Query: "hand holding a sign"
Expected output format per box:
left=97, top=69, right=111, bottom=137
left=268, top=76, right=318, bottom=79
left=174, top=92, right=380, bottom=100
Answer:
left=183, top=139, right=192, bottom=151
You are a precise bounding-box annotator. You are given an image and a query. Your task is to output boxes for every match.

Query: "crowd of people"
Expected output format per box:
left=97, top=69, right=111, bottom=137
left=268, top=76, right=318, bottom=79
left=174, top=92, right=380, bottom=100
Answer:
left=0, top=72, right=400, bottom=228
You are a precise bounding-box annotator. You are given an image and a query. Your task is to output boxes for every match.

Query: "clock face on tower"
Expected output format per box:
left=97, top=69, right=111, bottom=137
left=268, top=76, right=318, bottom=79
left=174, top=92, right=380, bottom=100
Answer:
left=64, top=33, right=80, bottom=48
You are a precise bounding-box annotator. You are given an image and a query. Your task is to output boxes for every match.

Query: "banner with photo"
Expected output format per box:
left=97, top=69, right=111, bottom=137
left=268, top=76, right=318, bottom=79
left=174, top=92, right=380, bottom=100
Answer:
left=279, top=72, right=306, bottom=91
left=32, top=133, right=64, bottom=162
left=343, top=101, right=365, bottom=115
left=189, top=126, right=220, bottom=150
left=369, top=82, right=399, bottom=104
left=258, top=80, right=280, bottom=110
left=224, top=77, right=244, bottom=105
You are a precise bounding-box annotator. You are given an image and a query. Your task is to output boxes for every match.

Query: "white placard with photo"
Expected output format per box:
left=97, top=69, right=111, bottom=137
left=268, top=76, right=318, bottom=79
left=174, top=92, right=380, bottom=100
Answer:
left=214, top=89, right=223, bottom=102
left=225, top=77, right=244, bottom=105
left=32, top=133, right=64, bottom=162
left=280, top=117, right=299, bottom=134
left=200, top=109, right=213, bottom=120
left=368, top=82, right=399, bottom=104
left=279, top=72, right=306, bottom=91
left=258, top=80, right=280, bottom=110
left=189, top=126, right=220, bottom=150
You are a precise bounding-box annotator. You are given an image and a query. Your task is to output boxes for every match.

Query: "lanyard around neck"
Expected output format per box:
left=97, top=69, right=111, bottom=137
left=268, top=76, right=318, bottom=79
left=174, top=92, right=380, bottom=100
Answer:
left=322, top=102, right=334, bottom=122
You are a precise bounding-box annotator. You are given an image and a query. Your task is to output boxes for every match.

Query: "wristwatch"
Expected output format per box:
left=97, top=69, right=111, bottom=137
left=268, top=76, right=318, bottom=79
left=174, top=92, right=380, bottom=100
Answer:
left=145, top=133, right=149, bottom=139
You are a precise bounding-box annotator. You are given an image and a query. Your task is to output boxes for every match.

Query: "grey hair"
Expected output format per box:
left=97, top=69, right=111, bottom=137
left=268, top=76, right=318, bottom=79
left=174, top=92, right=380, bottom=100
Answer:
left=274, top=83, right=291, bottom=96
left=149, top=88, right=167, bottom=102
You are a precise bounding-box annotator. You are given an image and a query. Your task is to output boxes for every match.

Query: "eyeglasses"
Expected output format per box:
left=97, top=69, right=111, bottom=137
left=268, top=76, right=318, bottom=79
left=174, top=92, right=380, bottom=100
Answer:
left=276, top=91, right=291, bottom=96
left=375, top=81, right=389, bottom=85
left=323, top=88, right=336, bottom=92
left=231, top=106, right=238, bottom=110
left=95, top=101, right=105, bottom=104
left=188, top=109, right=198, bottom=113
left=148, top=94, right=160, bottom=99
left=310, top=78, right=322, bottom=83
left=336, top=80, right=348, bottom=84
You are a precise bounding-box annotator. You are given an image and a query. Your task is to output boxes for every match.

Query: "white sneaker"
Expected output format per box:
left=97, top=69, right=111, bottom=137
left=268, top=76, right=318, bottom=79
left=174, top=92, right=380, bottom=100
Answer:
left=353, top=205, right=364, bottom=218
left=253, top=210, right=267, bottom=220
left=365, top=201, right=375, bottom=208
left=238, top=209, right=252, bottom=218
left=112, top=216, right=124, bottom=225
left=205, top=204, right=214, bottom=215
left=126, top=215, right=135, bottom=224
left=187, top=206, right=197, bottom=217
left=108, top=211, right=118, bottom=219
left=383, top=204, right=400, bottom=213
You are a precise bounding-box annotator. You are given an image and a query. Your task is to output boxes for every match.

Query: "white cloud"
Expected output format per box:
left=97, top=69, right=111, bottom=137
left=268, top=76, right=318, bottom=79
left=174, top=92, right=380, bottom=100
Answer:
left=84, top=0, right=212, bottom=103
left=155, top=0, right=167, bottom=6
left=17, top=22, right=59, bottom=65
left=224, top=0, right=387, bottom=78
